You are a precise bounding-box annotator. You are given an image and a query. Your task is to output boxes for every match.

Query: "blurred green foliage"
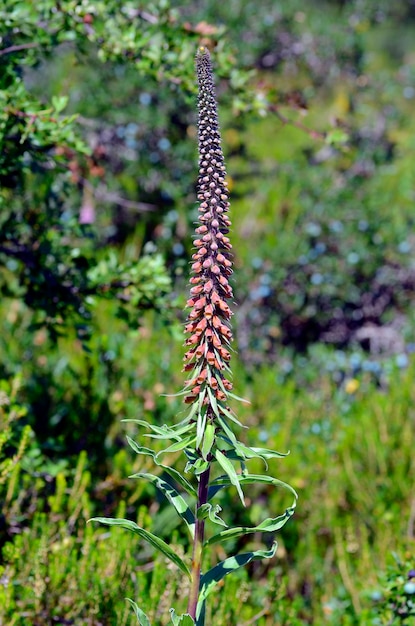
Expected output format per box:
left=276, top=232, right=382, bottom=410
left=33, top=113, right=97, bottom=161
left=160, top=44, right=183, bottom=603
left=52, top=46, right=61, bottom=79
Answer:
left=1, top=0, right=415, bottom=624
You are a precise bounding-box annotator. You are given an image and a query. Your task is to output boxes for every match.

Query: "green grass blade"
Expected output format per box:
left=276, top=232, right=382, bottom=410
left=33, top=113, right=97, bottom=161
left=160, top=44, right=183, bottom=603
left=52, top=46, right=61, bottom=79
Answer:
left=89, top=517, right=190, bottom=577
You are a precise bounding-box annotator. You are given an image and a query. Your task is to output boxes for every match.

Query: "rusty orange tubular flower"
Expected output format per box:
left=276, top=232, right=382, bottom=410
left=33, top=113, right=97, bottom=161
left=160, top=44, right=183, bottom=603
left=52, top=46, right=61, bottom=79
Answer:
left=183, top=47, right=234, bottom=432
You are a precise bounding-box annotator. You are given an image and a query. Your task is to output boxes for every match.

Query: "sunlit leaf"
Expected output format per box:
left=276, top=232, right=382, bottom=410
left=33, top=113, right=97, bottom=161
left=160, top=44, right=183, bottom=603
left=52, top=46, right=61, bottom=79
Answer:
left=201, top=423, right=215, bottom=460
left=126, top=437, right=197, bottom=497
left=123, top=419, right=193, bottom=439
left=196, top=409, right=207, bottom=450
left=154, top=436, right=197, bottom=460
left=196, top=543, right=278, bottom=623
left=214, top=449, right=245, bottom=506
left=226, top=391, right=250, bottom=404
left=89, top=517, right=190, bottom=577
left=206, top=387, right=219, bottom=418
left=205, top=505, right=295, bottom=546
left=133, top=472, right=195, bottom=538
left=216, top=415, right=238, bottom=446
left=209, top=473, right=298, bottom=499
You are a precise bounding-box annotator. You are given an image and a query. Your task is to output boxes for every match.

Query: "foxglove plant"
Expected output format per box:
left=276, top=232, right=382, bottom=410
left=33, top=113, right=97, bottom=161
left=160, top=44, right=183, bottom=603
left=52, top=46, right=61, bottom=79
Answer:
left=91, top=47, right=297, bottom=626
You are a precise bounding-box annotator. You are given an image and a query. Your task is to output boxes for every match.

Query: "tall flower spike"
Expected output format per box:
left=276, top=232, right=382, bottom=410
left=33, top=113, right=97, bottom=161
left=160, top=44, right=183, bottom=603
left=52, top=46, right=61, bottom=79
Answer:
left=183, top=47, right=234, bottom=412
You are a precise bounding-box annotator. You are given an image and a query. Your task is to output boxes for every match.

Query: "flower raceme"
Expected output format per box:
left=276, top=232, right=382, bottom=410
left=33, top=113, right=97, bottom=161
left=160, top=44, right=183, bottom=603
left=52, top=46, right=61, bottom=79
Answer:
left=183, top=47, right=234, bottom=412
left=90, top=47, right=297, bottom=626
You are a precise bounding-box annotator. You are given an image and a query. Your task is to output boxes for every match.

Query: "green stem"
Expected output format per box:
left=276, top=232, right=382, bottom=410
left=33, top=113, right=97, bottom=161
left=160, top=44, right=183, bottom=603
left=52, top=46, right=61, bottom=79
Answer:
left=187, top=464, right=211, bottom=621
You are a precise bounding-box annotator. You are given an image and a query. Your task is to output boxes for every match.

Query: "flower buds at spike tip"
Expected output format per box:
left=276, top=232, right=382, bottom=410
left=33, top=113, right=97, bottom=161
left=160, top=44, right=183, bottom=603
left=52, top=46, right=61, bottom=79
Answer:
left=183, top=46, right=235, bottom=418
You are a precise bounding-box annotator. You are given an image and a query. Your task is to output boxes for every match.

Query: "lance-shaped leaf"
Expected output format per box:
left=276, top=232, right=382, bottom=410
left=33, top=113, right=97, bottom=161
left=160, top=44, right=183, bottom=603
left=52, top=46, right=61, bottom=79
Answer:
left=226, top=391, right=251, bottom=404
left=126, top=436, right=196, bottom=497
left=155, top=435, right=197, bottom=461
left=226, top=441, right=289, bottom=468
left=205, top=473, right=297, bottom=546
left=206, top=387, right=219, bottom=418
left=123, top=406, right=196, bottom=435
left=132, top=472, right=195, bottom=538
left=205, top=505, right=295, bottom=546
left=126, top=420, right=195, bottom=440
left=196, top=543, right=278, bottom=624
left=170, top=609, right=195, bottom=626
left=196, top=409, right=207, bottom=450
left=201, top=423, right=215, bottom=460
left=214, top=449, right=245, bottom=506
left=218, top=404, right=246, bottom=429
left=216, top=415, right=238, bottom=447
left=126, top=598, right=152, bottom=626
left=208, top=472, right=298, bottom=501
left=89, top=517, right=190, bottom=577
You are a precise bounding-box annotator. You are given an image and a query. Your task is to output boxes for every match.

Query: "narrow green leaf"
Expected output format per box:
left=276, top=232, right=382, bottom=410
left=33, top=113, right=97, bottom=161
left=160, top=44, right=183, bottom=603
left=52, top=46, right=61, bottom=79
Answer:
left=196, top=409, right=207, bottom=450
left=145, top=423, right=195, bottom=440
left=234, top=441, right=287, bottom=461
left=196, top=543, right=278, bottom=622
left=123, top=420, right=193, bottom=440
left=130, top=466, right=196, bottom=499
left=201, top=423, right=215, bottom=460
left=185, top=401, right=200, bottom=422
left=218, top=404, right=246, bottom=428
left=89, top=517, right=190, bottom=577
left=155, top=435, right=196, bottom=460
left=250, top=446, right=289, bottom=459
left=205, top=473, right=297, bottom=546
left=216, top=415, right=238, bottom=446
left=126, top=598, right=152, bottom=626
left=209, top=473, right=298, bottom=500
left=126, top=436, right=155, bottom=457
left=126, top=436, right=197, bottom=497
left=160, top=389, right=190, bottom=397
left=170, top=608, right=195, bottom=625
left=205, top=505, right=295, bottom=546
left=227, top=391, right=250, bottom=404
left=133, top=473, right=195, bottom=538
left=206, top=387, right=219, bottom=417
left=198, top=388, right=206, bottom=413
left=214, top=450, right=245, bottom=506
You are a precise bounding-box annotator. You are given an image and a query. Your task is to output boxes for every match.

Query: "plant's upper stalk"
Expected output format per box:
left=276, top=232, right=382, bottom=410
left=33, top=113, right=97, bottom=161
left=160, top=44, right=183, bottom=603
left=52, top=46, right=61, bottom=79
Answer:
left=183, top=47, right=234, bottom=422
